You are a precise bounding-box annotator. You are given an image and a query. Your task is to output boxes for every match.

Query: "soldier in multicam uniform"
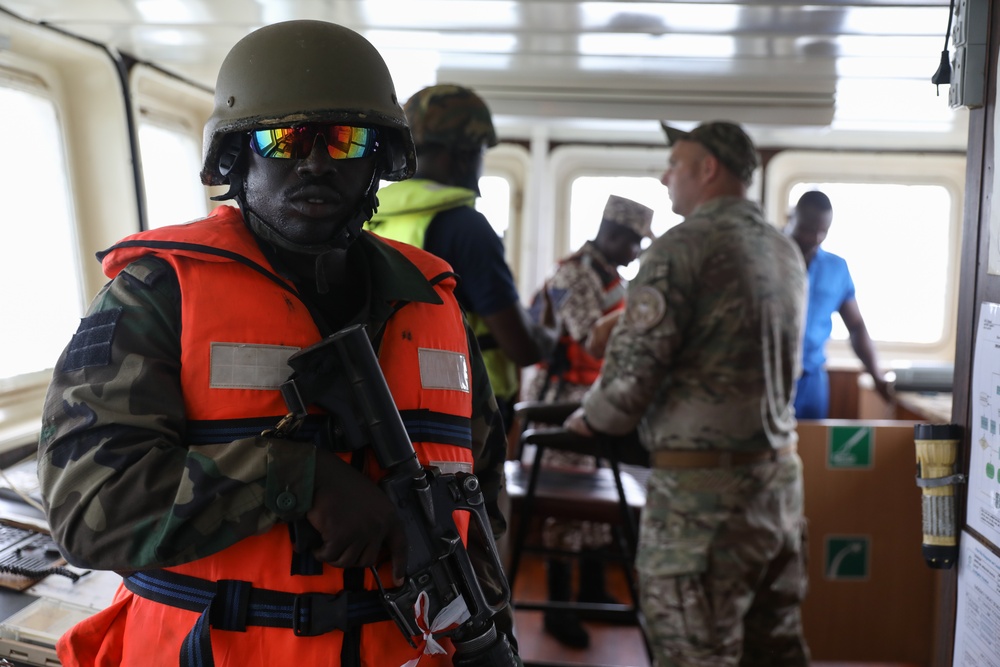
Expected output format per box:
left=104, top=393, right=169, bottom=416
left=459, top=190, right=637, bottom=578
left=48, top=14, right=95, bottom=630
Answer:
left=525, top=194, right=654, bottom=648
left=38, top=21, right=518, bottom=667
left=366, top=84, right=559, bottom=434
left=566, top=121, right=810, bottom=666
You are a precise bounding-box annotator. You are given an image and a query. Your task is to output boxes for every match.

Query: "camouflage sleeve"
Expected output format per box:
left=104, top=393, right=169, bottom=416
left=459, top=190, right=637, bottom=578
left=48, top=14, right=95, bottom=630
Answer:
left=548, top=259, right=604, bottom=344
left=38, top=256, right=315, bottom=571
left=582, top=237, right=693, bottom=435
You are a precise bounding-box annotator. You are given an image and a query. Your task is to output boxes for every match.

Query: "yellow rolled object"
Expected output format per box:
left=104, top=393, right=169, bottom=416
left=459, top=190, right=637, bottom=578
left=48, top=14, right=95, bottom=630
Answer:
left=913, top=424, right=964, bottom=568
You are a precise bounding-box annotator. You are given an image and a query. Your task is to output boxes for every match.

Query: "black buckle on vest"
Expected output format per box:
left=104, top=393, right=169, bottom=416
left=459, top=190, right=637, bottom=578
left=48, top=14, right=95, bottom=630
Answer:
left=292, top=592, right=349, bottom=636
left=211, top=579, right=252, bottom=632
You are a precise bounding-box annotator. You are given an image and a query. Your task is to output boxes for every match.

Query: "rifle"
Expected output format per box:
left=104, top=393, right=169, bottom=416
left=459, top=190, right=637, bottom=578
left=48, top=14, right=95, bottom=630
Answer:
left=278, top=324, right=517, bottom=666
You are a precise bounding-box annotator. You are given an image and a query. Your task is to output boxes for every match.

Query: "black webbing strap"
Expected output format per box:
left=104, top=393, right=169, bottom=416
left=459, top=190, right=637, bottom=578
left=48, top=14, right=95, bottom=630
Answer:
left=476, top=333, right=499, bottom=351
left=341, top=567, right=366, bottom=667
left=124, top=569, right=391, bottom=667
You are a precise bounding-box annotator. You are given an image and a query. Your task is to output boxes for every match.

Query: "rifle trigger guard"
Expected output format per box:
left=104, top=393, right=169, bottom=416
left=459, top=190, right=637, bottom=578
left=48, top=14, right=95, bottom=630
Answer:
left=370, top=566, right=419, bottom=648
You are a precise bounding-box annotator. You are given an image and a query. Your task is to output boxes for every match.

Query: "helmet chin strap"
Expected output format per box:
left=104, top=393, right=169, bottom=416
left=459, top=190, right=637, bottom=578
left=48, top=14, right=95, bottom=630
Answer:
left=211, top=139, right=246, bottom=202
left=238, top=169, right=382, bottom=294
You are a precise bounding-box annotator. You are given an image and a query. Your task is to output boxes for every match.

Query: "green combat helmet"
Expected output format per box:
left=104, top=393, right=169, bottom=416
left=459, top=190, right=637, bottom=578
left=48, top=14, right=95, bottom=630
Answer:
left=201, top=20, right=416, bottom=187
left=404, top=84, right=499, bottom=151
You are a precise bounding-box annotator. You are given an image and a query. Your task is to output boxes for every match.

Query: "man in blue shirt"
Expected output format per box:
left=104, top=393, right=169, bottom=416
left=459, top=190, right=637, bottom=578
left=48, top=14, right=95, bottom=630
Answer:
left=786, top=190, right=892, bottom=419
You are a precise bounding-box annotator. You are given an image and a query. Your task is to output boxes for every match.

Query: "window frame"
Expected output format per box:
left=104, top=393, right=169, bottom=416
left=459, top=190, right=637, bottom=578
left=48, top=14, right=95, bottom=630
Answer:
left=0, top=15, right=137, bottom=454
left=550, top=145, right=669, bottom=267
left=482, top=142, right=530, bottom=280
left=0, top=65, right=78, bottom=448
left=131, top=64, right=216, bottom=228
left=544, top=143, right=764, bottom=289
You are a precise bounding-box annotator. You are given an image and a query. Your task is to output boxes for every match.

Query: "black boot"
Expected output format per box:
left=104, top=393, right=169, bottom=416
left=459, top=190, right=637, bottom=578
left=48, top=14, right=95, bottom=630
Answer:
left=543, top=559, right=590, bottom=649
left=578, top=553, right=622, bottom=605
left=578, top=552, right=636, bottom=625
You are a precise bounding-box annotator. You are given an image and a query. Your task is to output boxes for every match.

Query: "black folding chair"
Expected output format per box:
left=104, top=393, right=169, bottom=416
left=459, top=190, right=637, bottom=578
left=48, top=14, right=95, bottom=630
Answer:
left=505, top=401, right=652, bottom=660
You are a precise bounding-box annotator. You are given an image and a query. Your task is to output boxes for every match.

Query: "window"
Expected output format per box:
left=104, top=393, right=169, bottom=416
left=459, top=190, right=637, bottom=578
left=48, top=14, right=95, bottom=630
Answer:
left=767, top=150, right=965, bottom=360
left=568, top=175, right=681, bottom=280
left=0, top=82, right=80, bottom=381
left=544, top=145, right=680, bottom=293
left=482, top=143, right=529, bottom=278
left=476, top=175, right=511, bottom=238
left=138, top=118, right=208, bottom=229
left=787, top=182, right=952, bottom=345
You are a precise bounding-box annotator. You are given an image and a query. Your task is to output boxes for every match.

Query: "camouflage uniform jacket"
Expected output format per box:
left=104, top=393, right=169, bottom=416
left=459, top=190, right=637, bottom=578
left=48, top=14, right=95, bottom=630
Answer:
left=528, top=241, right=625, bottom=403
left=582, top=196, right=807, bottom=452
left=38, top=219, right=508, bottom=572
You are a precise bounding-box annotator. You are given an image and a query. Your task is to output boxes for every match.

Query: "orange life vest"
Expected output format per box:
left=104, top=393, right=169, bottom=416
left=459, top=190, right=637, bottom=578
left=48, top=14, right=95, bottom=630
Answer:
left=58, top=206, right=475, bottom=667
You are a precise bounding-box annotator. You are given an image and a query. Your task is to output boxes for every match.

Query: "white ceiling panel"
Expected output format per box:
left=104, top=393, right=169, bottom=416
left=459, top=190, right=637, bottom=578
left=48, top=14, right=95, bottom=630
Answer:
left=0, top=0, right=967, bottom=149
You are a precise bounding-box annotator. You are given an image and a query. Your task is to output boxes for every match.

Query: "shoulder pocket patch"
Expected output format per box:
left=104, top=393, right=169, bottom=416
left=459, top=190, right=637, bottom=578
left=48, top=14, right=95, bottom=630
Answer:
left=121, top=256, right=173, bottom=288
left=62, top=308, right=124, bottom=372
left=627, top=285, right=667, bottom=333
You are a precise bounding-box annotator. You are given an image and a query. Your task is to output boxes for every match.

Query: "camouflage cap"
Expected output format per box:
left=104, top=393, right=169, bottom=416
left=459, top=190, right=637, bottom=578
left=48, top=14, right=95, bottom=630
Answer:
left=602, top=195, right=655, bottom=239
left=404, top=84, right=499, bottom=151
left=660, top=120, right=760, bottom=185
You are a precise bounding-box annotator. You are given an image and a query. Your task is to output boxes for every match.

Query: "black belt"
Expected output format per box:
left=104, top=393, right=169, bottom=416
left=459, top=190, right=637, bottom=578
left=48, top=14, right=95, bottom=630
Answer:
left=124, top=569, right=391, bottom=667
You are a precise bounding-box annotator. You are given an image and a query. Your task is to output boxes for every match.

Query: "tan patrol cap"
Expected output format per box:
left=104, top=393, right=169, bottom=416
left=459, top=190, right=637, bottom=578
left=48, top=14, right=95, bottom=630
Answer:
left=660, top=120, right=760, bottom=186
left=603, top=195, right=655, bottom=239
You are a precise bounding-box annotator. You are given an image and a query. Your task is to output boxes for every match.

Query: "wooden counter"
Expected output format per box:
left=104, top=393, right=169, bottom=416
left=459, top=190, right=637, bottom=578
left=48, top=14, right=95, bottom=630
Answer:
left=893, top=391, right=953, bottom=423
left=856, top=372, right=953, bottom=423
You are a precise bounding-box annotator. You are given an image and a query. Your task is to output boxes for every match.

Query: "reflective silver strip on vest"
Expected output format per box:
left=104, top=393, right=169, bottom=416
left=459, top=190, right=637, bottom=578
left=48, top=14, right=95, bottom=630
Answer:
left=430, top=460, right=474, bottom=475
left=209, top=343, right=299, bottom=390
left=418, top=348, right=470, bottom=392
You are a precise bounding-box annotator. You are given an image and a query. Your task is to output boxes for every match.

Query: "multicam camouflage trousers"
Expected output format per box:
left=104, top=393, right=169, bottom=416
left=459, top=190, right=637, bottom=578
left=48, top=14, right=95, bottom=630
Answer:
left=636, top=454, right=810, bottom=667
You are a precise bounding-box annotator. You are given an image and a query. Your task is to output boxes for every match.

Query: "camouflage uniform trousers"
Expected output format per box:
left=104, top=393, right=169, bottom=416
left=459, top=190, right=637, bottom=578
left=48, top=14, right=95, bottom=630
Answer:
left=636, top=453, right=809, bottom=667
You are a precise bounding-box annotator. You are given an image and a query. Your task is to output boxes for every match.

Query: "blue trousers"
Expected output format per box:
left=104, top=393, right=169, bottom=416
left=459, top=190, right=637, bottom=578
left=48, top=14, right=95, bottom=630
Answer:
left=793, top=368, right=828, bottom=420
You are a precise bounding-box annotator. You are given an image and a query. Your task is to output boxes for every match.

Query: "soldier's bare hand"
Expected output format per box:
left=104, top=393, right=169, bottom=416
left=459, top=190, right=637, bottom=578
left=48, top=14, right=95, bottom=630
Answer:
left=307, top=448, right=407, bottom=582
left=585, top=310, right=621, bottom=359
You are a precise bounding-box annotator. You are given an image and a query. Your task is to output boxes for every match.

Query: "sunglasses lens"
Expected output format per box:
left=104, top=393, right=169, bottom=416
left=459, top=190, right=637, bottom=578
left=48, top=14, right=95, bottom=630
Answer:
left=250, top=125, right=377, bottom=160
left=326, top=126, right=376, bottom=159
left=251, top=127, right=306, bottom=159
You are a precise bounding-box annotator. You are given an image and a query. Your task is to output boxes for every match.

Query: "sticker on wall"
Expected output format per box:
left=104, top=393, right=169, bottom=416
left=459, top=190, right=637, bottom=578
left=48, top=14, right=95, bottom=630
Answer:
left=824, top=535, right=871, bottom=581
left=827, top=425, right=874, bottom=469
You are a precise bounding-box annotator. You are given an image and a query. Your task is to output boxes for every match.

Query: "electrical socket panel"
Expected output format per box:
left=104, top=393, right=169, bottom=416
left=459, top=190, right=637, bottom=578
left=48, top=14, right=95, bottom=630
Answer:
left=949, top=45, right=986, bottom=109
left=949, top=0, right=988, bottom=109
left=952, top=0, right=989, bottom=48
